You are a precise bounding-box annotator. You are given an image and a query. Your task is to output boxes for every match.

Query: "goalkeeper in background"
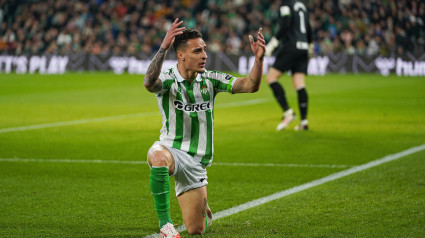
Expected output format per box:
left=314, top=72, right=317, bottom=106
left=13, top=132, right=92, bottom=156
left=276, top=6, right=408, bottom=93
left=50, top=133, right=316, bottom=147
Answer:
left=265, top=0, right=313, bottom=131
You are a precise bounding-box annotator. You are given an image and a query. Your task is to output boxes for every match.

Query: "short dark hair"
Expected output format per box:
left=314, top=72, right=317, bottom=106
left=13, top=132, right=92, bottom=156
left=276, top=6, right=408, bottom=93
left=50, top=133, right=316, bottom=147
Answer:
left=172, top=29, right=202, bottom=53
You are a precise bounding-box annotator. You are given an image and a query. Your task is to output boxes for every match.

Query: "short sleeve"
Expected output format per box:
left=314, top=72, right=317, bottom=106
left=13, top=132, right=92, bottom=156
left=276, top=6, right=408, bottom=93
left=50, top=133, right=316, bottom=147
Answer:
left=203, top=71, right=238, bottom=94
left=155, top=71, right=175, bottom=96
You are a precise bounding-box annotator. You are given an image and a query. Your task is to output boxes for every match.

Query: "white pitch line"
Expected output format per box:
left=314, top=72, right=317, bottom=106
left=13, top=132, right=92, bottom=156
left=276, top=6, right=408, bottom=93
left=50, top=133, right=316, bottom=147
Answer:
left=0, top=112, right=158, bottom=134
left=0, top=158, right=350, bottom=169
left=214, top=162, right=351, bottom=168
left=0, top=98, right=270, bottom=134
left=146, top=143, right=425, bottom=238
left=0, top=158, right=148, bottom=164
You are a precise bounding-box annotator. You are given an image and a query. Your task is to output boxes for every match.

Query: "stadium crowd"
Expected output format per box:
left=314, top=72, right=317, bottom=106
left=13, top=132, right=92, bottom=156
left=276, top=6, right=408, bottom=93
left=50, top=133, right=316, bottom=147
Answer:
left=0, top=0, right=424, bottom=56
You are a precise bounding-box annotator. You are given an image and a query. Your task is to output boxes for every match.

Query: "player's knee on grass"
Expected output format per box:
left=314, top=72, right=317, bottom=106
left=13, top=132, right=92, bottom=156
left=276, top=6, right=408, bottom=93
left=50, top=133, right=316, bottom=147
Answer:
left=184, top=208, right=208, bottom=234
left=186, top=222, right=205, bottom=235
left=179, top=193, right=208, bottom=234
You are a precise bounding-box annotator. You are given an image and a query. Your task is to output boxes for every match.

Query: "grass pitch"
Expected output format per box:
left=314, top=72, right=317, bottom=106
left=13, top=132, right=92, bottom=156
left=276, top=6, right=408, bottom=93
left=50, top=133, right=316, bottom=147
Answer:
left=0, top=73, right=424, bottom=237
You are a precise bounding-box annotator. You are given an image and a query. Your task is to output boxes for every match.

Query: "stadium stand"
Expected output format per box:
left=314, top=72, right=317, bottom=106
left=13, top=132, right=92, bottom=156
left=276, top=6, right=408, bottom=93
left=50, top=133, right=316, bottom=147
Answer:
left=0, top=0, right=424, bottom=56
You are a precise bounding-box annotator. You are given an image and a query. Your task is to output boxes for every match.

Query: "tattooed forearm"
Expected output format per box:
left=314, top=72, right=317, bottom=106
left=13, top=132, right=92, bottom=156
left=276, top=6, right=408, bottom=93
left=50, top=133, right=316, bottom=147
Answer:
left=144, top=47, right=167, bottom=92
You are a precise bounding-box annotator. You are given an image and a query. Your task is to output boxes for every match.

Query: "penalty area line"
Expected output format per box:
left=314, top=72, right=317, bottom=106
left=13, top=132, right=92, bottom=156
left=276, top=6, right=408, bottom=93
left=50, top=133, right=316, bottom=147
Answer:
left=145, top=143, right=425, bottom=238
left=0, top=98, right=270, bottom=134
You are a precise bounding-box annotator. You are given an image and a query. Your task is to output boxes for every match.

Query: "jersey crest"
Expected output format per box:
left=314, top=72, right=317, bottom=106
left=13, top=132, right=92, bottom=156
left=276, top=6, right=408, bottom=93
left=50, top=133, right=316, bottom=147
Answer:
left=201, top=85, right=208, bottom=94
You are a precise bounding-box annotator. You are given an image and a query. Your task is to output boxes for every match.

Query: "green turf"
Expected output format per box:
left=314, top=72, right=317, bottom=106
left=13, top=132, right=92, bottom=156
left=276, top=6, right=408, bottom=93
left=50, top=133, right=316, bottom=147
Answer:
left=0, top=73, right=424, bottom=237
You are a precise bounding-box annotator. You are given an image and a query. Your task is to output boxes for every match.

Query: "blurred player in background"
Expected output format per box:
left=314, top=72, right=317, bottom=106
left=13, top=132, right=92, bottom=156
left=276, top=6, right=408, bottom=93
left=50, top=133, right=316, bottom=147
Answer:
left=143, top=18, right=265, bottom=237
left=265, top=0, right=312, bottom=131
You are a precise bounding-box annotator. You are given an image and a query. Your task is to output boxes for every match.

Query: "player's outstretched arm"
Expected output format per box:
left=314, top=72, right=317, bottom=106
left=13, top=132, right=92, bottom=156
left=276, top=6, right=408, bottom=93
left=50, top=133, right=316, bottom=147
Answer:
left=144, top=18, right=185, bottom=93
left=232, top=28, right=266, bottom=93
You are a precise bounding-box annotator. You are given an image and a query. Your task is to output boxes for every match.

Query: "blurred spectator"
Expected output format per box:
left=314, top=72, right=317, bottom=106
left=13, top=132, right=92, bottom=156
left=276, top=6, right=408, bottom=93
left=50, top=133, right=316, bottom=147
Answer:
left=355, top=39, right=366, bottom=55
left=309, top=0, right=425, bottom=56
left=0, top=0, right=424, bottom=56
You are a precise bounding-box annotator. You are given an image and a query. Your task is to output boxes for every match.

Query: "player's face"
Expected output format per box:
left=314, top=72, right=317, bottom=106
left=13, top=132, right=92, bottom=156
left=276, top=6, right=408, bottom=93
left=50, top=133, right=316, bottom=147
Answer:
left=181, top=38, right=208, bottom=73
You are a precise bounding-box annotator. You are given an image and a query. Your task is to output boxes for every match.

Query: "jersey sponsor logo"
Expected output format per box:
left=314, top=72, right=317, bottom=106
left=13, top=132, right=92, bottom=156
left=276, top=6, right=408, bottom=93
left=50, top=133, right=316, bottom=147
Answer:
left=173, top=100, right=211, bottom=112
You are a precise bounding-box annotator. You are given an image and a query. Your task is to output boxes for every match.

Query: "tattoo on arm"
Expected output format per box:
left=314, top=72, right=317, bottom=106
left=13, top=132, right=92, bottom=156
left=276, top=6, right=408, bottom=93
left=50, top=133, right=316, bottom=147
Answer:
left=248, top=74, right=259, bottom=86
left=144, top=47, right=167, bottom=92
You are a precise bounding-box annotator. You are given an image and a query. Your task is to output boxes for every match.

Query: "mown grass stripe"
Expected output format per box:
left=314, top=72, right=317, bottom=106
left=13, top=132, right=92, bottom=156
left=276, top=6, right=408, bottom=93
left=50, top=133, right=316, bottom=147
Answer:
left=0, top=99, right=270, bottom=134
left=0, top=158, right=351, bottom=168
left=0, top=112, right=159, bottom=134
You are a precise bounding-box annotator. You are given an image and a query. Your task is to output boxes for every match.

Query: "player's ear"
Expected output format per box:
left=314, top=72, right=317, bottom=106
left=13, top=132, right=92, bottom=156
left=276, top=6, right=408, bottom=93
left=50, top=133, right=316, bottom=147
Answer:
left=177, top=50, right=185, bottom=61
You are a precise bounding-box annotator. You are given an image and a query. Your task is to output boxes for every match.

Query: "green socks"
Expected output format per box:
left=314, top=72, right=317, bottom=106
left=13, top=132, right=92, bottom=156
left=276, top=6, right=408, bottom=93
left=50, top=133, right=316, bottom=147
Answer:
left=149, top=166, right=173, bottom=228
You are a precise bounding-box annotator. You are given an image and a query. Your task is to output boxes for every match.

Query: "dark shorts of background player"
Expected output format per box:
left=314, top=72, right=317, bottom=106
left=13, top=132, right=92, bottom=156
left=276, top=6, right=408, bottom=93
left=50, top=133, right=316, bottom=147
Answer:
left=272, top=46, right=308, bottom=74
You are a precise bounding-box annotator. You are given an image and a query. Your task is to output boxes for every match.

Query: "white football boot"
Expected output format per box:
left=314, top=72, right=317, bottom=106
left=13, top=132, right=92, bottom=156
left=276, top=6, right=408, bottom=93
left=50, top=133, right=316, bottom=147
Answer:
left=295, top=119, right=309, bottom=131
left=276, top=108, right=296, bottom=131
left=160, top=223, right=180, bottom=238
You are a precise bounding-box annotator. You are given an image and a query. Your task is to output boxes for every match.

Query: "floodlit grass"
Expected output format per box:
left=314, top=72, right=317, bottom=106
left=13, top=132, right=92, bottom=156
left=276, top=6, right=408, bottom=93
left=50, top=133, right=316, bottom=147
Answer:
left=0, top=72, right=424, bottom=237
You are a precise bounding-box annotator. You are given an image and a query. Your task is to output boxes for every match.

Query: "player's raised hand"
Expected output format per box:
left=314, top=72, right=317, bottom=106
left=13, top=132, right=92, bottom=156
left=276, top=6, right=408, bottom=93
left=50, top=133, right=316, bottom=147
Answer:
left=160, top=18, right=185, bottom=50
left=249, top=28, right=266, bottom=60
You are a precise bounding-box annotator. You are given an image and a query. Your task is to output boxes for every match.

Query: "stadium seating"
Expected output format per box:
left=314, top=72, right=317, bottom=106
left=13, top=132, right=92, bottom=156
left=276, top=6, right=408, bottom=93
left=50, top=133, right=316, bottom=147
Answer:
left=0, top=0, right=424, bottom=56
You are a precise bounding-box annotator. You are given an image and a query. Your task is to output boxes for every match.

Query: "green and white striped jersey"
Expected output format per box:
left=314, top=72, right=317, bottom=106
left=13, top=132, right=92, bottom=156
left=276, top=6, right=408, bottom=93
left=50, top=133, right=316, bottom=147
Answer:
left=155, top=64, right=238, bottom=167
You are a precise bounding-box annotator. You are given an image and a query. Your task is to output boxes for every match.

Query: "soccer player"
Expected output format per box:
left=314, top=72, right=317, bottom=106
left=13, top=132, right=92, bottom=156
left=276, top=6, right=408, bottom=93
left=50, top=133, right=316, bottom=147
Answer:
left=265, top=0, right=312, bottom=131
left=143, top=18, right=265, bottom=237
